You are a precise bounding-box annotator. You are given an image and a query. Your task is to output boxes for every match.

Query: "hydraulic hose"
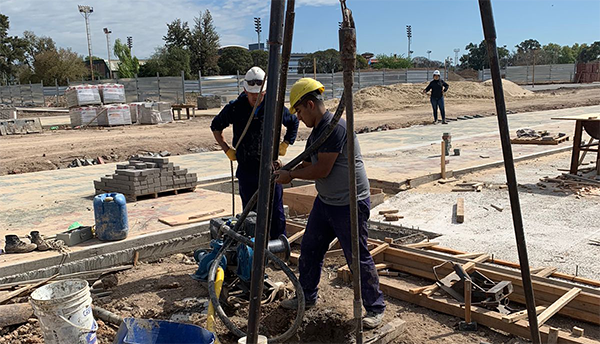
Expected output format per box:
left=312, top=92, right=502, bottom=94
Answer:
left=207, top=89, right=347, bottom=342
left=207, top=267, right=224, bottom=344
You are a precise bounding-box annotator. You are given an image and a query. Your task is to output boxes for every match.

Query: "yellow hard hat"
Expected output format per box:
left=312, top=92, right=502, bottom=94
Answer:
left=289, top=78, right=325, bottom=114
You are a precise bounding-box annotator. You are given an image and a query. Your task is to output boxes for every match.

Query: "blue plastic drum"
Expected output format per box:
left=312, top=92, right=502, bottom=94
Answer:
left=94, top=193, right=129, bottom=241
left=113, top=318, right=215, bottom=344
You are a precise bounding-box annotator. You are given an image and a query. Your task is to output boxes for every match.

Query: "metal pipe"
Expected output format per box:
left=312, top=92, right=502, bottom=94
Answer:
left=246, top=1, right=285, bottom=343
left=339, top=1, right=362, bottom=342
left=477, top=1, right=541, bottom=343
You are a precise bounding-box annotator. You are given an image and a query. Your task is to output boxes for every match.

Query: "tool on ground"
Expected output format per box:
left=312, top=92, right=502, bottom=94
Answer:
left=432, top=261, right=513, bottom=309
left=458, top=278, right=478, bottom=331
left=56, top=225, right=94, bottom=247
left=339, top=1, right=362, bottom=343
left=479, top=1, right=541, bottom=342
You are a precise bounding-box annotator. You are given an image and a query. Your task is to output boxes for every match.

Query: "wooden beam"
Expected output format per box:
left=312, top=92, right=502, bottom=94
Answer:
left=502, top=306, right=546, bottom=323
left=547, top=327, right=559, bottom=344
left=456, top=198, right=465, bottom=223
left=0, top=274, right=58, bottom=305
left=370, top=243, right=390, bottom=258
left=536, top=287, right=582, bottom=326
left=404, top=241, right=439, bottom=249
left=287, top=229, right=305, bottom=244
left=572, top=327, right=584, bottom=337
left=379, top=278, right=599, bottom=344
left=454, top=252, right=486, bottom=259
left=535, top=267, right=558, bottom=278
left=374, top=264, right=390, bottom=271
left=441, top=141, right=447, bottom=179
left=325, top=248, right=345, bottom=258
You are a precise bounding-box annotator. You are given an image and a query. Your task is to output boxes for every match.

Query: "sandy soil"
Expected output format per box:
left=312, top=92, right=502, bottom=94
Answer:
left=2, top=86, right=600, bottom=176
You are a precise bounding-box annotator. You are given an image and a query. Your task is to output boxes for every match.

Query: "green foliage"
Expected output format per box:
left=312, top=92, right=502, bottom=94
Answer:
left=372, top=54, right=412, bottom=69
left=217, top=47, right=252, bottom=75
left=31, top=47, right=88, bottom=84
left=460, top=40, right=509, bottom=69
left=139, top=46, right=191, bottom=77
left=22, top=31, right=55, bottom=67
left=298, top=49, right=342, bottom=74
left=250, top=50, right=268, bottom=71
left=0, top=14, right=28, bottom=81
left=356, top=54, right=368, bottom=69
left=164, top=19, right=191, bottom=49
left=198, top=10, right=220, bottom=76
left=113, top=39, right=139, bottom=78
left=578, top=41, right=600, bottom=62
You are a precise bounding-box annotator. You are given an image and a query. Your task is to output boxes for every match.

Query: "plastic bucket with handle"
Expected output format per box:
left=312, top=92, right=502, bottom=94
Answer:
left=29, top=279, right=97, bottom=344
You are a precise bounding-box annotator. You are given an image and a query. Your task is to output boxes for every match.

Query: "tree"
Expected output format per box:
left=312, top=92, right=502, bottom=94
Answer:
left=460, top=40, right=509, bottom=69
left=356, top=54, right=368, bottom=69
left=139, top=46, right=191, bottom=77
left=113, top=38, right=139, bottom=78
left=298, top=49, right=342, bottom=74
left=198, top=10, right=220, bottom=76
left=250, top=50, right=268, bottom=70
left=578, top=41, right=600, bottom=62
left=373, top=54, right=412, bottom=69
left=0, top=14, right=28, bottom=81
left=512, top=39, right=541, bottom=65
left=217, top=47, right=252, bottom=75
left=164, top=19, right=191, bottom=49
left=22, top=31, right=55, bottom=67
left=31, top=48, right=88, bottom=84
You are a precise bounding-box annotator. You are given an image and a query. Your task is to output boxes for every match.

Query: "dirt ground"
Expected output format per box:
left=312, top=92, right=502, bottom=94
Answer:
left=2, top=85, right=600, bottom=176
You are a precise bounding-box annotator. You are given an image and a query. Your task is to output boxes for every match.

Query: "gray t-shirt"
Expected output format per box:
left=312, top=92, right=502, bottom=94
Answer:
left=304, top=111, right=370, bottom=206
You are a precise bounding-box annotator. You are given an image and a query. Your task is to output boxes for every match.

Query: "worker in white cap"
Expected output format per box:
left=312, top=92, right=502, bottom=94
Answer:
left=210, top=67, right=299, bottom=238
left=423, top=70, right=449, bottom=124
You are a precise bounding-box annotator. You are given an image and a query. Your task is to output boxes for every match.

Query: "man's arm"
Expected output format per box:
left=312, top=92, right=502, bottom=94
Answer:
left=213, top=131, right=231, bottom=153
left=423, top=81, right=432, bottom=93
left=282, top=107, right=299, bottom=145
left=275, top=152, right=338, bottom=184
left=210, top=103, right=235, bottom=153
left=443, top=81, right=449, bottom=92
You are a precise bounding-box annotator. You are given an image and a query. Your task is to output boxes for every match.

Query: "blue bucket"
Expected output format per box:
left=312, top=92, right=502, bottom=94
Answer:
left=113, top=318, right=215, bottom=344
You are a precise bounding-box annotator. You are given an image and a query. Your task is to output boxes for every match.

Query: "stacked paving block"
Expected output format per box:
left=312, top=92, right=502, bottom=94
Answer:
left=99, top=84, right=126, bottom=104
left=97, top=104, right=132, bottom=126
left=69, top=106, right=101, bottom=126
left=135, top=101, right=174, bottom=124
left=65, top=85, right=102, bottom=108
left=68, top=84, right=132, bottom=127
left=94, top=156, right=198, bottom=201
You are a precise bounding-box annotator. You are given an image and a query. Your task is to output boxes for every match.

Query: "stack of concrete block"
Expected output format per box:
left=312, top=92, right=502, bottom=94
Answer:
left=69, top=106, right=101, bottom=126
left=65, top=85, right=102, bottom=108
left=94, top=156, right=198, bottom=201
left=136, top=101, right=174, bottom=124
left=129, top=102, right=146, bottom=124
left=0, top=106, right=17, bottom=120
left=97, top=104, right=132, bottom=126
left=99, top=84, right=126, bottom=104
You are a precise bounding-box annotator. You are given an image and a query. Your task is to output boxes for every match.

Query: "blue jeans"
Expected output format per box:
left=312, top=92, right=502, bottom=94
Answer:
left=236, top=166, right=286, bottom=239
left=430, top=97, right=446, bottom=122
left=299, top=197, right=386, bottom=314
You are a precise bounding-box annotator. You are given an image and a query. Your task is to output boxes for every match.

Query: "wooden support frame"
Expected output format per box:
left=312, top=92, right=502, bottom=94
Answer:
left=536, top=287, right=581, bottom=327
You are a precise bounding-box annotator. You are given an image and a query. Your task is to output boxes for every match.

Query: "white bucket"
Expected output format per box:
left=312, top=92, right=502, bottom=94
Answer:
left=30, top=279, right=98, bottom=344
left=238, top=335, right=268, bottom=344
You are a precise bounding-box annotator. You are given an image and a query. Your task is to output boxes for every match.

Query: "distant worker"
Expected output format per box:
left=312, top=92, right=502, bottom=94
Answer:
left=211, top=66, right=299, bottom=239
left=423, top=70, right=449, bottom=124
left=276, top=78, right=386, bottom=329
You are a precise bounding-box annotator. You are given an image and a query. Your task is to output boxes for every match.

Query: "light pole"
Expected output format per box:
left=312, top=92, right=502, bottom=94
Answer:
left=126, top=36, right=133, bottom=52
left=103, top=28, right=113, bottom=79
left=406, top=25, right=412, bottom=58
left=453, top=48, right=460, bottom=69
left=78, top=5, right=94, bottom=80
left=254, top=17, right=262, bottom=50
left=426, top=50, right=432, bottom=79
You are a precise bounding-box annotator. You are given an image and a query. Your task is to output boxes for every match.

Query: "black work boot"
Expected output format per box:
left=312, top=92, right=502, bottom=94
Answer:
left=4, top=235, right=37, bottom=254
left=30, top=231, right=50, bottom=251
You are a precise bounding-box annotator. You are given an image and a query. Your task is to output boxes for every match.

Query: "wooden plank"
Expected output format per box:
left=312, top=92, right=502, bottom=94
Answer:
left=328, top=238, right=340, bottom=250
left=456, top=198, right=465, bottom=223
left=379, top=278, right=599, bottom=344
left=548, top=327, right=559, bottom=344
left=325, top=248, right=345, bottom=258
left=158, top=208, right=226, bottom=226
left=502, top=306, right=546, bottom=323
left=287, top=229, right=305, bottom=244
left=536, top=287, right=582, bottom=326
left=286, top=222, right=305, bottom=236
left=379, top=209, right=399, bottom=215
left=369, top=243, right=390, bottom=258
left=0, top=274, right=58, bottom=305
left=441, top=141, right=447, bottom=179
left=535, top=267, right=558, bottom=278
left=404, top=241, right=439, bottom=249
left=573, top=327, right=584, bottom=337
left=454, top=252, right=486, bottom=259
left=551, top=114, right=600, bottom=121
left=374, top=264, right=390, bottom=271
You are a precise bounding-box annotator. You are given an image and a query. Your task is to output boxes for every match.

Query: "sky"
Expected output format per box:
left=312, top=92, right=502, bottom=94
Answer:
left=1, top=0, right=599, bottom=62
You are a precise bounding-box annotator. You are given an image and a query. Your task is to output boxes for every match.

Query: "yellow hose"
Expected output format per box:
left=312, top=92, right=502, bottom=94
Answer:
left=207, top=267, right=224, bottom=344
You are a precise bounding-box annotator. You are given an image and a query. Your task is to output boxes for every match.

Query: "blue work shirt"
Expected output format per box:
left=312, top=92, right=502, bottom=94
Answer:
left=211, top=93, right=299, bottom=170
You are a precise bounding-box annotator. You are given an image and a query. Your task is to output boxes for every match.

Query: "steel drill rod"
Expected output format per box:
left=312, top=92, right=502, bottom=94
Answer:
left=478, top=1, right=541, bottom=343
left=246, top=1, right=285, bottom=343
left=339, top=2, right=362, bottom=342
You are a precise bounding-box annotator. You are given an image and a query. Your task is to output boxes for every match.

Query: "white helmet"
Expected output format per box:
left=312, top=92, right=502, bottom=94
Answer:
left=243, top=66, right=267, bottom=94
left=433, top=70, right=441, bottom=76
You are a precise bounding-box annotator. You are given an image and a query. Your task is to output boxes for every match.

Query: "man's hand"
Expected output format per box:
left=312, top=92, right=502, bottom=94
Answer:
left=272, top=159, right=282, bottom=171
left=279, top=141, right=289, bottom=156
left=226, top=148, right=237, bottom=161
left=274, top=170, right=292, bottom=184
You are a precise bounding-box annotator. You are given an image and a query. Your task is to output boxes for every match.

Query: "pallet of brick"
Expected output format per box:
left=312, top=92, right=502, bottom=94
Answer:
left=154, top=101, right=174, bottom=123
left=128, top=102, right=147, bottom=124
left=94, top=156, right=198, bottom=202
left=0, top=106, right=17, bottom=120
left=137, top=102, right=173, bottom=124
left=65, top=85, right=102, bottom=108
left=97, top=104, right=132, bottom=126
left=99, top=84, right=126, bottom=104
left=69, top=106, right=101, bottom=127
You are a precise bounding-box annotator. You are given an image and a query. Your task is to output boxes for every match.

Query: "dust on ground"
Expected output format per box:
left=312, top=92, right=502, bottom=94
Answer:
left=3, top=82, right=600, bottom=176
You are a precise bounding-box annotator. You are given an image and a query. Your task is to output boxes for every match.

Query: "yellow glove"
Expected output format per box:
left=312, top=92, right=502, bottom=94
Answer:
left=226, top=148, right=237, bottom=161
left=279, top=141, right=289, bottom=156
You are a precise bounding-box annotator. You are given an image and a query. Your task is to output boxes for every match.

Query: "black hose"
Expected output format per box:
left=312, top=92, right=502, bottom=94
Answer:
left=206, top=90, right=347, bottom=342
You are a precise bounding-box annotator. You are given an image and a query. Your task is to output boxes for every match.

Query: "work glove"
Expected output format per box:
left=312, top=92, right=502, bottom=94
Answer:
left=226, top=148, right=237, bottom=161
left=279, top=141, right=289, bottom=156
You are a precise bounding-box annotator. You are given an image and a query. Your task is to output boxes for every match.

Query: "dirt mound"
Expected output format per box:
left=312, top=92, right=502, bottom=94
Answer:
left=325, top=79, right=533, bottom=113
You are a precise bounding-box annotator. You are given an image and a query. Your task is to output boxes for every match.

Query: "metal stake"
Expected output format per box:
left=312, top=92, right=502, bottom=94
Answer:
left=246, top=1, right=285, bottom=343
left=340, top=1, right=362, bottom=342
left=478, top=1, right=541, bottom=343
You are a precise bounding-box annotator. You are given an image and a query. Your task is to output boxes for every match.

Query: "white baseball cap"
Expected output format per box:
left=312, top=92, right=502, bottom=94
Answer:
left=243, top=67, right=267, bottom=94
left=433, top=70, right=441, bottom=76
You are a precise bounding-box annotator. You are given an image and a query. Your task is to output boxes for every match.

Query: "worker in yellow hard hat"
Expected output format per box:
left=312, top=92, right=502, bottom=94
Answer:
left=210, top=67, right=299, bottom=239
left=276, top=78, right=386, bottom=329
